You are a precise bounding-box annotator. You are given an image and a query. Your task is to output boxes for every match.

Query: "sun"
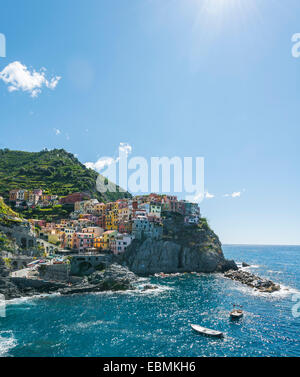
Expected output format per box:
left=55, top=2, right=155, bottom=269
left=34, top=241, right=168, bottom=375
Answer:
left=187, top=0, right=260, bottom=27
left=199, top=0, right=242, bottom=15
left=188, top=0, right=258, bottom=15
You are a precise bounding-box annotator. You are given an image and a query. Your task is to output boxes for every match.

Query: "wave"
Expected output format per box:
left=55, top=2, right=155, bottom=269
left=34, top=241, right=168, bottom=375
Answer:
left=137, top=284, right=174, bottom=296
left=6, top=292, right=61, bottom=306
left=69, top=319, right=118, bottom=331
left=267, top=270, right=283, bottom=274
left=0, top=331, right=17, bottom=357
left=88, top=282, right=174, bottom=298
left=237, top=263, right=261, bottom=270
left=231, top=281, right=300, bottom=299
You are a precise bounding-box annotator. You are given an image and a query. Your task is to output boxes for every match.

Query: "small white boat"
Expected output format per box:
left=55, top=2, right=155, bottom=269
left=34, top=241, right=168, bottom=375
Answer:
left=230, top=309, right=243, bottom=319
left=191, top=324, right=224, bottom=338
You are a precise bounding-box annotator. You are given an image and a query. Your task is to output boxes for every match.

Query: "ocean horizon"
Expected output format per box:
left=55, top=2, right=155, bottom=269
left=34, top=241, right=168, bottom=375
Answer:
left=0, top=244, right=299, bottom=357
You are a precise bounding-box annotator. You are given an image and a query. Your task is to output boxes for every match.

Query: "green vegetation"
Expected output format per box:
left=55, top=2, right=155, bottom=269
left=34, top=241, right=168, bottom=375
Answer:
left=3, top=257, right=12, bottom=269
left=0, top=232, right=15, bottom=252
left=0, top=196, right=19, bottom=218
left=0, top=148, right=131, bottom=203
left=198, top=217, right=209, bottom=231
left=0, top=197, right=23, bottom=226
left=15, top=203, right=74, bottom=222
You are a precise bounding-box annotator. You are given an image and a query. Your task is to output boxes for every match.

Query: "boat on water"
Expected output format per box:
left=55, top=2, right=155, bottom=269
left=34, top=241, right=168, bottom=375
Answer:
left=230, top=304, right=244, bottom=319
left=190, top=324, right=224, bottom=338
left=230, top=309, right=243, bottom=319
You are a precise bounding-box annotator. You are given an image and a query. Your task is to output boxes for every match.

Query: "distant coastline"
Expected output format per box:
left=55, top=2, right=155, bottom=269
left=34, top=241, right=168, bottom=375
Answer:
left=223, top=243, right=300, bottom=247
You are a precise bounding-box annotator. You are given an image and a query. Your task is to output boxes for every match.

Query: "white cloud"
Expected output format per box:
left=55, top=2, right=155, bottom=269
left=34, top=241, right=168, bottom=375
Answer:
left=224, top=191, right=242, bottom=198
left=85, top=143, right=133, bottom=172
left=0, top=61, right=61, bottom=97
left=119, top=142, right=132, bottom=157
left=190, top=192, right=203, bottom=203
left=53, top=128, right=61, bottom=136
left=190, top=191, right=214, bottom=203
left=85, top=157, right=115, bottom=171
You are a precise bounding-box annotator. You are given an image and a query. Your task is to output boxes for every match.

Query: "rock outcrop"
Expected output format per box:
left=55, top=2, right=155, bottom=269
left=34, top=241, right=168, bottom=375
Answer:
left=61, top=264, right=138, bottom=295
left=0, top=264, right=140, bottom=300
left=121, top=213, right=237, bottom=275
left=242, top=262, right=250, bottom=267
left=224, top=269, right=280, bottom=293
left=0, top=257, right=9, bottom=277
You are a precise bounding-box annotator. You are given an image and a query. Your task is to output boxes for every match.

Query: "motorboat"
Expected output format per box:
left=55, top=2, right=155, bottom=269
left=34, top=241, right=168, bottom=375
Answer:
left=191, top=324, right=224, bottom=338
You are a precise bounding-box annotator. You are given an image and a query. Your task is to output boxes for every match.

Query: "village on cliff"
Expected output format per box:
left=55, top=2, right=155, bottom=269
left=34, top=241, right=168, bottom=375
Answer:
left=6, top=189, right=201, bottom=256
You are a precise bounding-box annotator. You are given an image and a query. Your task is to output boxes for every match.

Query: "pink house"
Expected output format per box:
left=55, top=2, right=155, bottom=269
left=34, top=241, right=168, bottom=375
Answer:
left=110, top=233, right=134, bottom=255
left=74, top=232, right=94, bottom=253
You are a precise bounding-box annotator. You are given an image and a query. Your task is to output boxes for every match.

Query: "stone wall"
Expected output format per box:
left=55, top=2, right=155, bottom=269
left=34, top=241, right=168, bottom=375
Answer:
left=0, top=223, right=36, bottom=250
left=10, top=277, right=66, bottom=289
left=38, top=264, right=81, bottom=283
left=70, top=254, right=112, bottom=276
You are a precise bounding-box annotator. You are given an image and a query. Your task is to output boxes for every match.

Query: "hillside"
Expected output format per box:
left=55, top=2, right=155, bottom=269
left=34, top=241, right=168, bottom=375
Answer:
left=0, top=196, right=20, bottom=218
left=0, top=148, right=131, bottom=203
left=0, top=196, right=23, bottom=225
left=0, top=197, right=23, bottom=251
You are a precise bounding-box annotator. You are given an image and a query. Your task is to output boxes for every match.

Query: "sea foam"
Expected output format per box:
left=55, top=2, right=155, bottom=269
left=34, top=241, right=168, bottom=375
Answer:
left=0, top=331, right=17, bottom=356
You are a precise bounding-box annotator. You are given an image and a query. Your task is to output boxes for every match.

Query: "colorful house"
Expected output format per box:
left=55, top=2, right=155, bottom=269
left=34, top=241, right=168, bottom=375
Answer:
left=74, top=232, right=95, bottom=253
left=110, top=233, right=135, bottom=255
left=149, top=202, right=161, bottom=218
left=94, top=230, right=117, bottom=250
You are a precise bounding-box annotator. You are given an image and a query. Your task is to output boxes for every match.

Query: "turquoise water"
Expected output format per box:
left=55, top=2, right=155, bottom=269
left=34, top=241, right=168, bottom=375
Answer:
left=1, top=245, right=300, bottom=357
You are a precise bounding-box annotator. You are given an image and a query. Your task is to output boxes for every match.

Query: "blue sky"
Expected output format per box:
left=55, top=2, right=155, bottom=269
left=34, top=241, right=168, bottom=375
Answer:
left=1, top=0, right=300, bottom=245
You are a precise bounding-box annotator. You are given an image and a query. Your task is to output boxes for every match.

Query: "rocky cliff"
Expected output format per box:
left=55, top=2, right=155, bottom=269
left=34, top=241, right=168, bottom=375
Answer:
left=0, top=261, right=139, bottom=300
left=121, top=212, right=237, bottom=275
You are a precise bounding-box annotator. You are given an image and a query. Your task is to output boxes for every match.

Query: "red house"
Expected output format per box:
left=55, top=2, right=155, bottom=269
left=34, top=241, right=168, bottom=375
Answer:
left=60, top=192, right=91, bottom=204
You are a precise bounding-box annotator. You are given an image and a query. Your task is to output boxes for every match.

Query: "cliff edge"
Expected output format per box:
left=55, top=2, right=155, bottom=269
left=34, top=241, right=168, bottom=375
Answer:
left=121, top=212, right=237, bottom=275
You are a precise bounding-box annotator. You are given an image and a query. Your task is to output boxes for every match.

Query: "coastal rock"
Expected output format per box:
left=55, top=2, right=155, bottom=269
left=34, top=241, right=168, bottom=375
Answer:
left=0, top=277, right=22, bottom=300
left=0, top=264, right=140, bottom=300
left=242, top=262, right=250, bottom=267
left=61, top=264, right=138, bottom=295
left=0, top=274, right=69, bottom=300
left=10, top=277, right=67, bottom=295
left=224, top=269, right=280, bottom=293
left=122, top=239, right=237, bottom=275
left=142, top=284, right=158, bottom=291
left=121, top=212, right=237, bottom=275
left=0, top=257, right=10, bottom=277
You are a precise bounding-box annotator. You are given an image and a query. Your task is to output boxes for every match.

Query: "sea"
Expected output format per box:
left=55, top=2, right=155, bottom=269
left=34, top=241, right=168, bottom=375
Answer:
left=0, top=245, right=299, bottom=357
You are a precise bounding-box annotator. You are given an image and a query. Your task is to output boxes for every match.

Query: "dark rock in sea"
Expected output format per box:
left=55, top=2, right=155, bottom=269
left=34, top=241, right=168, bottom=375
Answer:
left=224, top=269, right=280, bottom=293
left=60, top=264, right=138, bottom=295
left=242, top=262, right=250, bottom=267
left=142, top=284, right=158, bottom=291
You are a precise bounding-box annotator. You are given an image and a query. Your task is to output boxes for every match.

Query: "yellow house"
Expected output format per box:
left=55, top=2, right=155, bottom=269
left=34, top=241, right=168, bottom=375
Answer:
left=94, top=203, right=106, bottom=215
left=118, top=207, right=131, bottom=222
left=63, top=228, right=76, bottom=249
left=94, top=230, right=117, bottom=250
left=105, top=211, right=113, bottom=230
left=105, top=210, right=119, bottom=230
